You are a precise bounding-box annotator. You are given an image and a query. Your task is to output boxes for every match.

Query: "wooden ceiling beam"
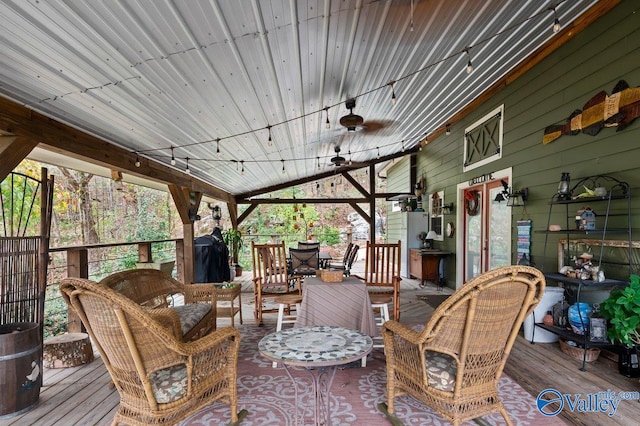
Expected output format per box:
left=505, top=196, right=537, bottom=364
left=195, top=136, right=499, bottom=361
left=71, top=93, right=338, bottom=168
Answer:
left=342, top=171, right=369, bottom=198
left=240, top=198, right=369, bottom=205
left=0, top=136, right=39, bottom=181
left=235, top=147, right=419, bottom=201
left=168, top=185, right=202, bottom=224
left=0, top=96, right=234, bottom=203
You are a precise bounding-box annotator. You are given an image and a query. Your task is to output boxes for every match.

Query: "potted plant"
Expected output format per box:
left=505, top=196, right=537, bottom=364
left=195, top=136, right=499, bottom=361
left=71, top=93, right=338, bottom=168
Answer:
left=222, top=228, right=244, bottom=277
left=600, top=274, right=640, bottom=377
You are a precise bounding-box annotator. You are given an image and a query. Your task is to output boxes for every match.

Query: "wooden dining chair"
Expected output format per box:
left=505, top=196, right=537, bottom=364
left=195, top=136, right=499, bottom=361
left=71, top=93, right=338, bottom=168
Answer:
left=356, top=240, right=402, bottom=321
left=251, top=241, right=301, bottom=325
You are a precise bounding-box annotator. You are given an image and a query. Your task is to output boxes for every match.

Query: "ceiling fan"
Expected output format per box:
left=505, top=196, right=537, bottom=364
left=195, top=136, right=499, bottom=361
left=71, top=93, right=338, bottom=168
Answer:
left=329, top=146, right=369, bottom=168
left=338, top=98, right=392, bottom=133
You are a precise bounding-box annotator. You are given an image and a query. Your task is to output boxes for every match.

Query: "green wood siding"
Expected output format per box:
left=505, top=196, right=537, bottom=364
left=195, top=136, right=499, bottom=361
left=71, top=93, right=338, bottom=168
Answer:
left=386, top=157, right=411, bottom=243
left=403, top=0, right=640, bottom=286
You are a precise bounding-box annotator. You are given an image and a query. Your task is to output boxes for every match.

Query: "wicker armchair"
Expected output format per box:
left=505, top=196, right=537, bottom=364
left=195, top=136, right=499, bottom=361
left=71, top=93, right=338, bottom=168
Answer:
left=99, top=269, right=218, bottom=342
left=380, top=265, right=545, bottom=426
left=60, top=277, right=241, bottom=426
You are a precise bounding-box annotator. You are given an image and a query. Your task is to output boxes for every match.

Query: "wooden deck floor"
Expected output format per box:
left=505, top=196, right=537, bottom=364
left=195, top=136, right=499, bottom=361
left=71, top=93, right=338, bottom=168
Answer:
left=2, top=275, right=639, bottom=426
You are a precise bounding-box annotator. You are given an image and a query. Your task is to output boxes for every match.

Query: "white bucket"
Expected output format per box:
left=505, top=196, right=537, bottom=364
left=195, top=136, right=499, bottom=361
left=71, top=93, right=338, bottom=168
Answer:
left=523, top=286, right=565, bottom=343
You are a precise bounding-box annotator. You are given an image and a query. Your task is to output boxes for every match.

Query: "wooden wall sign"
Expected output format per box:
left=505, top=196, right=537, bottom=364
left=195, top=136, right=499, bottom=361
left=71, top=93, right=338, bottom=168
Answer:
left=543, top=80, right=640, bottom=144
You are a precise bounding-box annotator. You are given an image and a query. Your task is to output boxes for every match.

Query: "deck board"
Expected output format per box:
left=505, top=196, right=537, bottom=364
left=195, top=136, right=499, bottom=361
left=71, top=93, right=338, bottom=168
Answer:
left=1, top=274, right=638, bottom=426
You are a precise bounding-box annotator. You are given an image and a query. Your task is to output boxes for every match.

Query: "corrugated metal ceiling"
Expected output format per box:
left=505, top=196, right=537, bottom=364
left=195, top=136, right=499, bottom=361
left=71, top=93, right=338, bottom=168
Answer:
left=0, top=0, right=599, bottom=196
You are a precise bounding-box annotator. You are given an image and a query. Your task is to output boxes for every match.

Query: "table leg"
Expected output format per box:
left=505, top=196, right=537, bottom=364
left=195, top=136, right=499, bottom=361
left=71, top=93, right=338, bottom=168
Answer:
left=281, top=364, right=338, bottom=426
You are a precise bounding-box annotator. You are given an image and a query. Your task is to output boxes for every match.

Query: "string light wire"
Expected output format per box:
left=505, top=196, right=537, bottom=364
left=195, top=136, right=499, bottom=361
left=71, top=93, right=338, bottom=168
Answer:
left=118, top=5, right=570, bottom=169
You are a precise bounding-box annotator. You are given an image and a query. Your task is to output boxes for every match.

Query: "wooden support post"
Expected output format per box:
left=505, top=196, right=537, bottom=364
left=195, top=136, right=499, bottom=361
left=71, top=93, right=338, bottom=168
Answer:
left=138, top=242, right=152, bottom=263
left=175, top=239, right=185, bottom=283
left=182, top=226, right=195, bottom=284
left=168, top=184, right=201, bottom=284
left=369, top=164, right=376, bottom=242
left=66, top=248, right=88, bottom=333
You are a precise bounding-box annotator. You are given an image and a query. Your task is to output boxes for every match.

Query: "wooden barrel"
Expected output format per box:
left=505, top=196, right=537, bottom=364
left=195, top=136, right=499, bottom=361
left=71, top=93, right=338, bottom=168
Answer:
left=0, top=322, right=42, bottom=418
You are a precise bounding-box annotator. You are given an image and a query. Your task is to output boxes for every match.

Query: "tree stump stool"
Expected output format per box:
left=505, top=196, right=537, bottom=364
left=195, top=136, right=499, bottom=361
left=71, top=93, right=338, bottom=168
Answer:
left=43, top=333, right=94, bottom=368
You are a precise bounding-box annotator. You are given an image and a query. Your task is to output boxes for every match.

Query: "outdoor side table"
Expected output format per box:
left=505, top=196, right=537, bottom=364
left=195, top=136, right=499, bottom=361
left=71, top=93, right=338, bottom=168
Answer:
left=212, top=283, right=242, bottom=326
left=258, top=325, right=372, bottom=426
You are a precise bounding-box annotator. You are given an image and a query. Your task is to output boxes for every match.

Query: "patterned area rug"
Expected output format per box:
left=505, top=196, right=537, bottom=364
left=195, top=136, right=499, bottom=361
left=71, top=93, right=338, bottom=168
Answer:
left=181, top=323, right=564, bottom=425
left=416, top=294, right=451, bottom=310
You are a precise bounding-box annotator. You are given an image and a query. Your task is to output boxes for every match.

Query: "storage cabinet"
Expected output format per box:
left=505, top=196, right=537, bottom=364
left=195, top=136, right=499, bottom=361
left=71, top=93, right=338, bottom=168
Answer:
left=534, top=174, right=633, bottom=371
left=409, top=249, right=450, bottom=289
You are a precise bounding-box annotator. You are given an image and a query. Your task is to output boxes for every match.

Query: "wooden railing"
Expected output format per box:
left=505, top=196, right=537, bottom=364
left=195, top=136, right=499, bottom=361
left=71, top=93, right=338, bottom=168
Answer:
left=46, top=238, right=182, bottom=335
left=45, top=230, right=355, bottom=336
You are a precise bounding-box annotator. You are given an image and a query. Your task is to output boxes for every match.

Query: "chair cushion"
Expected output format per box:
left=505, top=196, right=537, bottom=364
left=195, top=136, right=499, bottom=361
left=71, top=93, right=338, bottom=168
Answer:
left=150, top=364, right=188, bottom=403
left=425, top=351, right=457, bottom=391
left=171, top=304, right=211, bottom=336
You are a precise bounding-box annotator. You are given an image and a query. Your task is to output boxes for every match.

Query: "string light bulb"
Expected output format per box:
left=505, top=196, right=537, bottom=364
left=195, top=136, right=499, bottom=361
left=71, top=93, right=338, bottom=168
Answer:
left=135, top=154, right=141, bottom=168
left=552, top=8, right=561, bottom=33
left=465, top=48, right=473, bottom=74
left=410, top=0, right=414, bottom=32
left=170, top=147, right=176, bottom=165
left=401, top=140, right=405, bottom=152
left=377, top=147, right=380, bottom=159
left=216, top=138, right=221, bottom=158
left=317, top=156, right=320, bottom=169
left=390, top=82, right=397, bottom=105
left=185, top=157, right=190, bottom=174
left=324, top=107, right=330, bottom=129
left=240, top=160, right=245, bottom=175
left=348, top=149, right=352, bottom=165
left=446, top=124, right=451, bottom=135
left=281, top=159, right=285, bottom=174
left=267, top=125, right=273, bottom=146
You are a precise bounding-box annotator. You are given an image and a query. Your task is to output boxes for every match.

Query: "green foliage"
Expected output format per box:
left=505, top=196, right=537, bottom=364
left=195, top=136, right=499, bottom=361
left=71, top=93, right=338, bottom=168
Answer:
left=600, top=274, right=640, bottom=347
left=1, top=169, right=42, bottom=237
left=43, top=286, right=68, bottom=338
left=320, top=226, right=340, bottom=246
left=223, top=228, right=243, bottom=265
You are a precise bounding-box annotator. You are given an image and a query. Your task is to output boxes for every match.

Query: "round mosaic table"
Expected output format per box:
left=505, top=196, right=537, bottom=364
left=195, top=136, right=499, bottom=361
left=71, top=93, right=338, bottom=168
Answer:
left=258, top=325, right=373, bottom=425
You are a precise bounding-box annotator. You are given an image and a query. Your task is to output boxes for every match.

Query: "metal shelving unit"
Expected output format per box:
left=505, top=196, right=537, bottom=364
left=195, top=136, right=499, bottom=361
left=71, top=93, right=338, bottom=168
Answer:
left=535, top=175, right=632, bottom=371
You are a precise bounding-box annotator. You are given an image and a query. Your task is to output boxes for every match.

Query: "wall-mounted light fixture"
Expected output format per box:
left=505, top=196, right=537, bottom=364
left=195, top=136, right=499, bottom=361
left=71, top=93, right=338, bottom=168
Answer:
left=208, top=203, right=222, bottom=227
left=507, top=188, right=528, bottom=207
left=494, top=179, right=528, bottom=207
left=442, top=202, right=454, bottom=215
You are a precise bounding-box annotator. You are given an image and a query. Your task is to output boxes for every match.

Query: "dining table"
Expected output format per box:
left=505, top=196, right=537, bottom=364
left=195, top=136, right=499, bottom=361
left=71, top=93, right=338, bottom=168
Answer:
left=295, top=276, right=378, bottom=337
